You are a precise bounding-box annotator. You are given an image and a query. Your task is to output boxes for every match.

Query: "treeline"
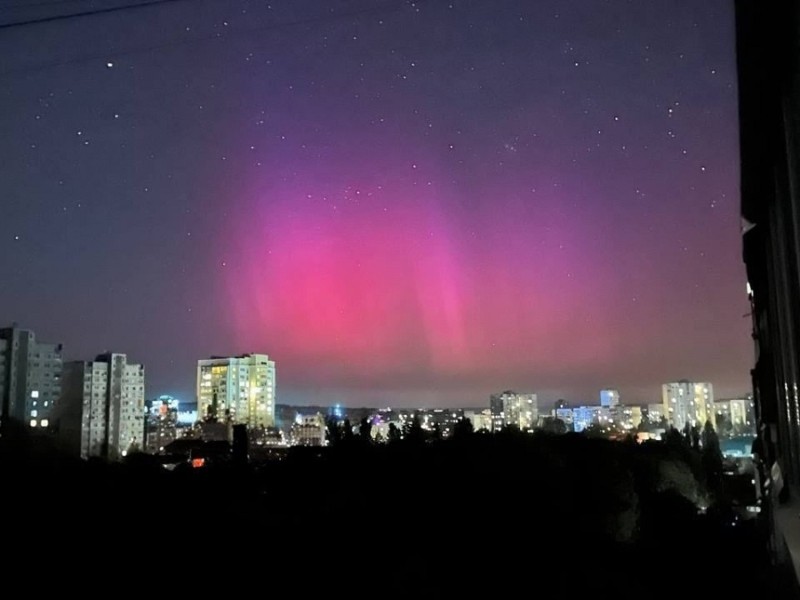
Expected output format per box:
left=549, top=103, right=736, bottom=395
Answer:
left=0, top=417, right=794, bottom=599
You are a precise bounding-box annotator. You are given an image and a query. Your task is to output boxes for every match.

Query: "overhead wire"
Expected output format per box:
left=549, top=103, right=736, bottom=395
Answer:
left=0, top=0, right=426, bottom=78
left=0, top=0, right=119, bottom=12
left=0, top=0, right=196, bottom=29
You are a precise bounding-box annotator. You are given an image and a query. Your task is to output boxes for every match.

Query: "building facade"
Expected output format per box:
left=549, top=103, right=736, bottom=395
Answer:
left=489, top=391, right=538, bottom=432
left=291, top=413, right=326, bottom=446
left=554, top=407, right=574, bottom=428
left=600, top=389, right=620, bottom=407
left=662, top=381, right=715, bottom=431
left=611, top=405, right=642, bottom=430
left=144, top=395, right=179, bottom=454
left=736, top=0, right=800, bottom=486
left=646, top=403, right=666, bottom=424
left=420, top=408, right=464, bottom=438
left=197, top=354, right=276, bottom=428
left=58, top=353, right=145, bottom=460
left=0, top=325, right=63, bottom=429
left=572, top=406, right=602, bottom=433
left=464, top=409, right=493, bottom=432
left=715, top=398, right=757, bottom=438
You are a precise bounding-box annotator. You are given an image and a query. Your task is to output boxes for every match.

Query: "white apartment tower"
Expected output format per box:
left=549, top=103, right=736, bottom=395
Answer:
left=662, top=380, right=715, bottom=431
left=0, top=325, right=63, bottom=429
left=197, top=354, right=276, bottom=428
left=59, top=353, right=145, bottom=460
left=489, top=390, right=538, bottom=432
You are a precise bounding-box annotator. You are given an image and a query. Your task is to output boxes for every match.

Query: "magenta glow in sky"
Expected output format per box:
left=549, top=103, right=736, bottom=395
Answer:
left=0, top=0, right=752, bottom=407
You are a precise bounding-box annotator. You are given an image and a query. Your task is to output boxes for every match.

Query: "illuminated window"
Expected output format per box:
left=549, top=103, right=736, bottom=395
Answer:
left=31, top=390, right=39, bottom=398
left=41, top=419, right=49, bottom=427
left=30, top=419, right=37, bottom=427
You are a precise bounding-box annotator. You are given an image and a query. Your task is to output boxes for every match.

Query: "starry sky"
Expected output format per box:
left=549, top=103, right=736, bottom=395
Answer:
left=0, top=0, right=751, bottom=409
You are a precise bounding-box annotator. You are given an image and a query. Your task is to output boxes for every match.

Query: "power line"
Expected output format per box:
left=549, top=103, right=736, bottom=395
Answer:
left=0, top=0, right=195, bottom=29
left=0, top=0, right=107, bottom=12
left=0, top=0, right=424, bottom=78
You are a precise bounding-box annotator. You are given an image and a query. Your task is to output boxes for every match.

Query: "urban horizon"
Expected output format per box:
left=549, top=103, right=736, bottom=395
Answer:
left=3, top=319, right=750, bottom=412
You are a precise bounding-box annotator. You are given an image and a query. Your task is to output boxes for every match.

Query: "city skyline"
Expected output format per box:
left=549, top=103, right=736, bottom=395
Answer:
left=0, top=1, right=751, bottom=408
left=0, top=320, right=751, bottom=411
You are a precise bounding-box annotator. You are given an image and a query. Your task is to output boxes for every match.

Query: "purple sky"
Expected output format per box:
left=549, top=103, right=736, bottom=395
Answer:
left=0, top=0, right=752, bottom=409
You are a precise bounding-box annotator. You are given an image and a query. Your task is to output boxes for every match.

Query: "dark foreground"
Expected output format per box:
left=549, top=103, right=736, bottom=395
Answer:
left=2, top=425, right=798, bottom=599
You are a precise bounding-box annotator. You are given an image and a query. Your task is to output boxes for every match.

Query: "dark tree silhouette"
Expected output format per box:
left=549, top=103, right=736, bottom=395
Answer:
left=701, top=420, right=723, bottom=495
left=342, top=419, right=355, bottom=441
left=387, top=422, right=401, bottom=443
left=452, top=417, right=474, bottom=439
left=665, top=426, right=687, bottom=450
left=359, top=417, right=372, bottom=441
left=584, top=423, right=607, bottom=439
left=541, top=417, right=568, bottom=435
left=690, top=425, right=701, bottom=451
left=715, top=413, right=733, bottom=438
left=0, top=411, right=786, bottom=599
left=403, top=411, right=426, bottom=444
left=325, top=417, right=343, bottom=447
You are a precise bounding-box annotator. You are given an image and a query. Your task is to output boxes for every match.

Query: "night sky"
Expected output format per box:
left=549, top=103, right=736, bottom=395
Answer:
left=0, top=0, right=751, bottom=409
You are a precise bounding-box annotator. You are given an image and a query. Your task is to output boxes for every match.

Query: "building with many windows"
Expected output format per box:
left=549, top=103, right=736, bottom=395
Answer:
left=661, top=381, right=715, bottom=431
left=290, top=413, right=326, bottom=446
left=715, top=398, right=757, bottom=438
left=571, top=406, right=594, bottom=433
left=57, top=353, right=145, bottom=460
left=612, top=405, right=642, bottom=430
left=646, top=404, right=666, bottom=424
left=490, top=391, right=537, bottom=432
left=600, top=389, right=620, bottom=407
left=464, top=409, right=493, bottom=432
left=0, top=325, right=63, bottom=429
left=197, top=354, right=276, bottom=428
left=554, top=407, right=574, bottom=428
left=144, top=395, right=180, bottom=454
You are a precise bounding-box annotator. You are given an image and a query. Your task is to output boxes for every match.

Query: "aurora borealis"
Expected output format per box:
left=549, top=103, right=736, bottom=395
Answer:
left=0, top=0, right=751, bottom=408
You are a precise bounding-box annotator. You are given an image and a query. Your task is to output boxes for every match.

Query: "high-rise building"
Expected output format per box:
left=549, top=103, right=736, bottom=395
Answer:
left=57, top=353, right=145, bottom=460
left=0, top=325, right=63, bottom=429
left=197, top=354, right=276, bottom=428
left=464, top=409, right=493, bottom=432
left=646, top=404, right=666, bottom=424
left=736, top=0, right=800, bottom=484
left=420, top=408, right=464, bottom=438
left=572, top=406, right=601, bottom=433
left=144, top=395, right=179, bottom=454
left=554, top=407, right=574, bottom=428
left=661, top=381, right=715, bottom=431
left=721, top=398, right=756, bottom=436
left=291, top=413, right=326, bottom=446
left=611, top=405, right=642, bottom=430
left=489, top=390, right=537, bottom=432
left=600, top=389, right=620, bottom=407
